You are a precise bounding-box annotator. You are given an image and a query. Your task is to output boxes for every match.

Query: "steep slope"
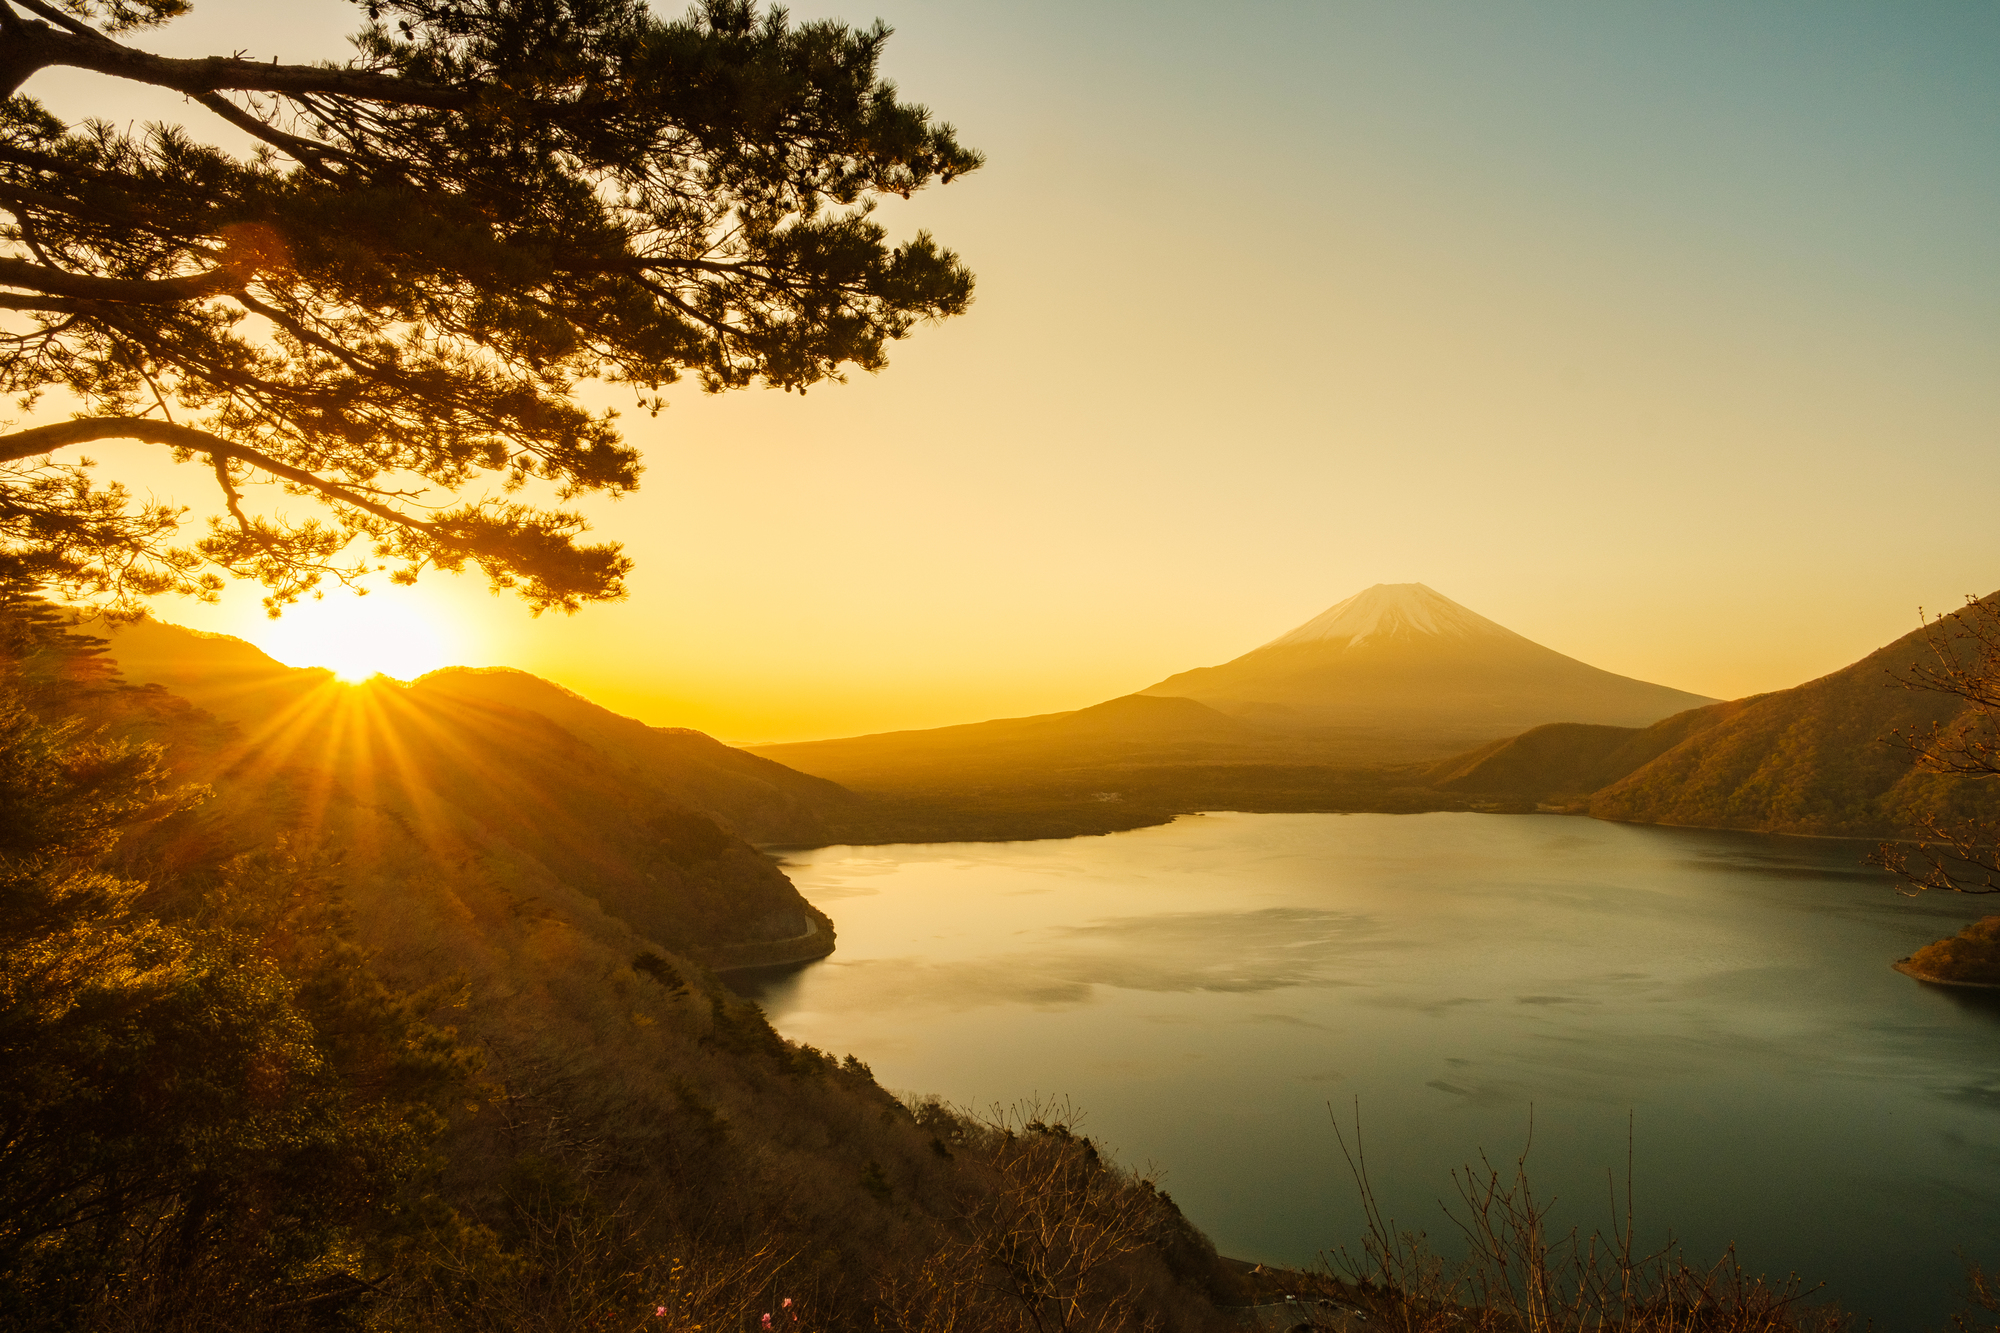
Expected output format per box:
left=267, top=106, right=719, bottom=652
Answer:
left=92, top=618, right=839, bottom=963
left=412, top=667, right=867, bottom=845
left=156, top=672, right=831, bottom=968
left=1142, top=583, right=1714, bottom=752
left=1586, top=610, right=2000, bottom=838
left=100, top=618, right=865, bottom=847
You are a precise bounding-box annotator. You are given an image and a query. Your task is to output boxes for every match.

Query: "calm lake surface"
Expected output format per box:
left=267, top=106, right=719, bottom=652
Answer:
left=733, top=813, right=2000, bottom=1329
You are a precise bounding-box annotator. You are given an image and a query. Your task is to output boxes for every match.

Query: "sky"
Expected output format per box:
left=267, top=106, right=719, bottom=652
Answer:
left=25, top=1, right=2000, bottom=741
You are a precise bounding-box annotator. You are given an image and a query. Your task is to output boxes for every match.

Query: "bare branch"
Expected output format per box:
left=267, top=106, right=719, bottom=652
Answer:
left=7, top=0, right=105, bottom=41
left=191, top=93, right=350, bottom=178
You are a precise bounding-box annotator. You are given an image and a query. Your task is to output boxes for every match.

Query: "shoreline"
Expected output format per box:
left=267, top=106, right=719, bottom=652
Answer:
left=1891, top=958, right=2000, bottom=990
left=701, top=903, right=838, bottom=974
left=764, top=806, right=1913, bottom=855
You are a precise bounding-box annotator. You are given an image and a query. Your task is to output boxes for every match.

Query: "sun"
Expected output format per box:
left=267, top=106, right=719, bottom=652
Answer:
left=252, top=589, right=466, bottom=682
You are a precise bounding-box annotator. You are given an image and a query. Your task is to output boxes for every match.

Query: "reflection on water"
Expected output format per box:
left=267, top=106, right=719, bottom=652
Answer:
left=735, top=813, right=2000, bottom=1331
left=1937, top=985, right=2000, bottom=1021
left=1673, top=857, right=1893, bottom=884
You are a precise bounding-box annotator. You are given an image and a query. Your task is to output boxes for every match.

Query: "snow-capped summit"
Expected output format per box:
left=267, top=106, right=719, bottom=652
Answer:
left=1259, top=583, right=1518, bottom=651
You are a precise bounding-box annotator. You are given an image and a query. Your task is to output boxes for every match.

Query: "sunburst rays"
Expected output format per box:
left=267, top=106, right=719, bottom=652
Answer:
left=206, top=676, right=632, bottom=965
left=253, top=591, right=466, bottom=683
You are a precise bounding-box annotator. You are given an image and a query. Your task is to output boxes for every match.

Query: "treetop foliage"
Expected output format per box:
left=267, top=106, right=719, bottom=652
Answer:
left=0, top=0, right=979, bottom=613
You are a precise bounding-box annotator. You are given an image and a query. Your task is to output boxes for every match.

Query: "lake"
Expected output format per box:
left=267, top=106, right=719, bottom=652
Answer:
left=731, top=812, right=2000, bottom=1329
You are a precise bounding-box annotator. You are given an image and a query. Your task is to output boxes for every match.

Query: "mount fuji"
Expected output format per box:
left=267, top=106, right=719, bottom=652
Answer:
left=752, top=584, right=1716, bottom=825
left=1139, top=583, right=1714, bottom=747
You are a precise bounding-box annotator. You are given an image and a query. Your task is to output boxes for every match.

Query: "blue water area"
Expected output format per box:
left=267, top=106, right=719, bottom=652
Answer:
left=730, top=812, right=2000, bottom=1330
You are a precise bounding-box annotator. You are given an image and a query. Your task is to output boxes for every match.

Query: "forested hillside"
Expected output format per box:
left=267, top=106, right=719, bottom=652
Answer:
left=1427, top=599, right=2000, bottom=840
left=4, top=599, right=1243, bottom=1331
left=1586, top=608, right=2000, bottom=837
left=1426, top=705, right=1757, bottom=809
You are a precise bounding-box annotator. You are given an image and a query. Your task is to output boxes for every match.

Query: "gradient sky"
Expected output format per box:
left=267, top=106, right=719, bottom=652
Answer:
left=30, top=1, right=2000, bottom=741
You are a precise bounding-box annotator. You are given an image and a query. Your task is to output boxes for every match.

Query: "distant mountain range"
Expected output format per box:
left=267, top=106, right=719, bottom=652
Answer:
left=1139, top=583, right=1715, bottom=748
left=741, top=584, right=1729, bottom=837
left=101, top=584, right=1993, bottom=851
left=753, top=585, right=1714, bottom=799
left=750, top=692, right=1254, bottom=781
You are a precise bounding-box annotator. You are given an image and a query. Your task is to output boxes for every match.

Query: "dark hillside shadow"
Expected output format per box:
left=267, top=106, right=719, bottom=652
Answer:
left=721, top=958, right=823, bottom=1007
left=1930, top=983, right=2000, bottom=1024
left=1673, top=858, right=1889, bottom=885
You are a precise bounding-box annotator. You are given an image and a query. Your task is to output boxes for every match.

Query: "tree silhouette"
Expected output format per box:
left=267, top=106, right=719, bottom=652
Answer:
left=0, top=0, right=978, bottom=613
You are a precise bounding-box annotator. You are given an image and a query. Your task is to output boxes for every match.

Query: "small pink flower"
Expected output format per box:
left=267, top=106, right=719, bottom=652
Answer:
left=654, top=1308, right=667, bottom=1318
left=781, top=1300, right=792, bottom=1310
left=762, top=1316, right=773, bottom=1330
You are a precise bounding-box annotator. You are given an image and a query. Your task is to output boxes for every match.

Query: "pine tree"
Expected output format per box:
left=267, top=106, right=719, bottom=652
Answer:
left=0, top=0, right=979, bottom=613
left=0, top=589, right=474, bottom=1328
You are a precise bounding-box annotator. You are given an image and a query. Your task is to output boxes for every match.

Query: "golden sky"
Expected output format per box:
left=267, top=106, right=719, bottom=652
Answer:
left=31, top=2, right=2000, bottom=742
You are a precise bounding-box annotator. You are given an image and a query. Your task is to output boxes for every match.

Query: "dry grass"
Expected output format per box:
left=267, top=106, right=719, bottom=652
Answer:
left=1315, top=1105, right=1850, bottom=1333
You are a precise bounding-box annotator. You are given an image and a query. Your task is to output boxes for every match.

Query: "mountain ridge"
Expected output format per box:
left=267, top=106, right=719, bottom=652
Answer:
left=99, top=618, right=869, bottom=848
left=121, top=586, right=1963, bottom=854
left=1583, top=612, right=1989, bottom=837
